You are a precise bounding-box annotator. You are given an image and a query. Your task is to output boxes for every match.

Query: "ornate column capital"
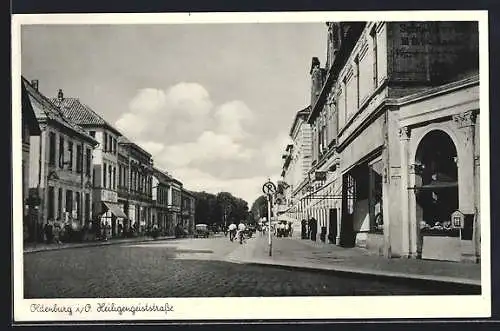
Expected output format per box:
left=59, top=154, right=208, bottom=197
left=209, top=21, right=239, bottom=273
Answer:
left=453, top=110, right=477, bottom=128
left=399, top=126, right=411, bottom=141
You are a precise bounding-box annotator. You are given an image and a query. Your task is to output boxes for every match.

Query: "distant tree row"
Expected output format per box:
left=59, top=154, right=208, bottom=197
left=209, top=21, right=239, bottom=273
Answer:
left=191, top=191, right=251, bottom=227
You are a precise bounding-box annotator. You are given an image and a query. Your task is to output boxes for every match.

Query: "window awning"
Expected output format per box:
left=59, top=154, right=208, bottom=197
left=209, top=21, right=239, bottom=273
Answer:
left=103, top=202, right=127, bottom=218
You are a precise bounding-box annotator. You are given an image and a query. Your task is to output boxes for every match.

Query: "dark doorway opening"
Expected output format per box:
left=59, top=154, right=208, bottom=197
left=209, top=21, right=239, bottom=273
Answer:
left=415, top=130, right=459, bottom=236
left=328, top=208, right=338, bottom=244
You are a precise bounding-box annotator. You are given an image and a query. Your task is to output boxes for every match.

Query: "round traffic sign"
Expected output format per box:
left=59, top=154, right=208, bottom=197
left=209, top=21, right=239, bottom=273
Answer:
left=262, top=180, right=277, bottom=195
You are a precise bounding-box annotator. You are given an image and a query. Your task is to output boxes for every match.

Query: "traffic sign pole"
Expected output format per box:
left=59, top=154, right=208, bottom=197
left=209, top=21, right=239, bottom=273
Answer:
left=267, top=194, right=272, bottom=257
left=262, top=179, right=276, bottom=257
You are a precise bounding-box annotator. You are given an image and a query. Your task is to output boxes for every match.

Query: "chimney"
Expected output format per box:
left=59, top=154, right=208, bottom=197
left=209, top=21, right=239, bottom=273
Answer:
left=57, top=89, right=64, bottom=102
left=31, top=80, right=39, bottom=91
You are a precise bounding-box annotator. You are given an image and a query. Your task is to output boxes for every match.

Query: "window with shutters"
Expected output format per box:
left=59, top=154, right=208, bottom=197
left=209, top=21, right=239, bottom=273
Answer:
left=103, top=163, right=107, bottom=188
left=49, top=132, right=56, bottom=166
left=59, top=136, right=65, bottom=169
left=67, top=141, right=73, bottom=171
left=370, top=26, right=378, bottom=89
left=338, top=86, right=346, bottom=129
left=113, top=166, right=116, bottom=190
left=76, top=144, right=82, bottom=173
left=85, top=148, right=91, bottom=176
left=66, top=189, right=73, bottom=214
left=76, top=191, right=81, bottom=221
left=47, top=186, right=55, bottom=220
left=346, top=67, right=357, bottom=121
left=358, top=42, right=371, bottom=105
left=85, top=193, right=90, bottom=222
left=58, top=188, right=63, bottom=220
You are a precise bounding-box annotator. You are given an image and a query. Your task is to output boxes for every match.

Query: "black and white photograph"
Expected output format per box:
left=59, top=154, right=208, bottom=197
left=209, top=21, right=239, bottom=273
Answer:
left=12, top=11, right=490, bottom=321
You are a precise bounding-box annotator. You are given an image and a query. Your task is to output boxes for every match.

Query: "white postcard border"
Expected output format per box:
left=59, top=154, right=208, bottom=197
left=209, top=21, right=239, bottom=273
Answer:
left=11, top=10, right=491, bottom=322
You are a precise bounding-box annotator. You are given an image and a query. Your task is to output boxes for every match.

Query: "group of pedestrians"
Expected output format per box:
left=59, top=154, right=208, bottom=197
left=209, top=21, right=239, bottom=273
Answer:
left=227, top=221, right=247, bottom=244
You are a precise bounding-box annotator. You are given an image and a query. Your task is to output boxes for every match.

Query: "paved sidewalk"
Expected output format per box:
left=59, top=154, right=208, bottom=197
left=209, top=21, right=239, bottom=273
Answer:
left=225, top=234, right=482, bottom=287
left=23, top=235, right=177, bottom=253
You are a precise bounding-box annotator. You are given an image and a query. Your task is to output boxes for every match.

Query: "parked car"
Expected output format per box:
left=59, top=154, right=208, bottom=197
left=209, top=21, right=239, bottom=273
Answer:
left=194, top=224, right=210, bottom=238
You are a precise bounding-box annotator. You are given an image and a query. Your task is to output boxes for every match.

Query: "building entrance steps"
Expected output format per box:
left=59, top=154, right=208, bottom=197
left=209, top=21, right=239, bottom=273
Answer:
left=224, top=234, right=481, bottom=287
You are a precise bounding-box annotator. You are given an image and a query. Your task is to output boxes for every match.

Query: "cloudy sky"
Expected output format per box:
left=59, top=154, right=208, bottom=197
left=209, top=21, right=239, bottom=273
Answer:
left=21, top=23, right=327, bottom=204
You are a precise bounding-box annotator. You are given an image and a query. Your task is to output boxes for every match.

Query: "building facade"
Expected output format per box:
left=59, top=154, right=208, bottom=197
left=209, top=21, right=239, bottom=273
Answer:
left=21, top=79, right=41, bottom=241
left=117, top=136, right=154, bottom=234
left=52, top=94, right=127, bottom=237
left=293, top=21, right=480, bottom=262
left=24, top=78, right=98, bottom=242
left=168, top=178, right=183, bottom=235
left=152, top=167, right=172, bottom=236
left=279, top=106, right=313, bottom=234
left=181, top=189, right=196, bottom=235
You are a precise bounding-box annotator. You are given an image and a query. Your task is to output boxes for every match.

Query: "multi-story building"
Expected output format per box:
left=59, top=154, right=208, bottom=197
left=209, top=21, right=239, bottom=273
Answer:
left=24, top=77, right=98, bottom=241
left=21, top=79, right=41, bottom=241
left=117, top=140, right=130, bottom=233
left=117, top=136, right=154, bottom=234
left=299, top=21, right=480, bottom=262
left=152, top=167, right=171, bottom=236
left=168, top=177, right=183, bottom=234
left=52, top=93, right=126, bottom=237
left=279, top=106, right=313, bottom=232
left=181, top=189, right=196, bottom=235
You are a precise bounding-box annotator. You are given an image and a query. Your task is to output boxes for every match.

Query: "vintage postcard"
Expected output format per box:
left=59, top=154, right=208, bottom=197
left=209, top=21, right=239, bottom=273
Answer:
left=11, top=10, right=490, bottom=322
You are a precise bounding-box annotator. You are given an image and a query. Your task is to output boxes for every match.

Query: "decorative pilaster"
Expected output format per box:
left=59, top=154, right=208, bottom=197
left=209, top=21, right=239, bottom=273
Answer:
left=453, top=110, right=477, bottom=215
left=408, top=162, right=420, bottom=258
left=399, top=126, right=411, bottom=258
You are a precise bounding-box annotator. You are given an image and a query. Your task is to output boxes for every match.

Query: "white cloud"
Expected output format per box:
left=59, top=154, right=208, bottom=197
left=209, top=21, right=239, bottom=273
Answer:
left=214, top=100, right=254, bottom=140
left=260, top=132, right=293, bottom=170
left=129, top=88, right=167, bottom=114
left=158, top=130, right=255, bottom=168
left=115, top=81, right=286, bottom=204
left=136, top=141, right=165, bottom=156
left=114, top=82, right=213, bottom=142
left=115, top=113, right=151, bottom=139
left=165, top=82, right=212, bottom=117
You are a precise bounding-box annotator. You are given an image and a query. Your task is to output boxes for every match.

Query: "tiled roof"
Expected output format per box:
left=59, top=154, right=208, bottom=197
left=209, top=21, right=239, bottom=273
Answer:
left=51, top=97, right=121, bottom=135
left=21, top=77, right=97, bottom=145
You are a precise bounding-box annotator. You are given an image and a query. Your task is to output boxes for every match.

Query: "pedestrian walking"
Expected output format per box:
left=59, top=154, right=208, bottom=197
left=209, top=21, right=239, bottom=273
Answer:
left=237, top=221, right=246, bottom=244
left=228, top=223, right=237, bottom=242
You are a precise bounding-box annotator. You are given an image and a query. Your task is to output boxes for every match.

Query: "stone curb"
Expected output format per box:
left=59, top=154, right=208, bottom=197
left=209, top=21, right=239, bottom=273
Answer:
left=23, top=236, right=177, bottom=254
left=224, top=257, right=481, bottom=288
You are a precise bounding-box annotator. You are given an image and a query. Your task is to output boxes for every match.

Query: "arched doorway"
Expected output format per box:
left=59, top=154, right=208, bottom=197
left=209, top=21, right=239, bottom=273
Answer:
left=415, top=130, right=459, bottom=241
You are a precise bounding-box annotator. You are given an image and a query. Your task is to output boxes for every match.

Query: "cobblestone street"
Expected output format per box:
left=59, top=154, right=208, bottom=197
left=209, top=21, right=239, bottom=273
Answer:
left=24, top=236, right=477, bottom=298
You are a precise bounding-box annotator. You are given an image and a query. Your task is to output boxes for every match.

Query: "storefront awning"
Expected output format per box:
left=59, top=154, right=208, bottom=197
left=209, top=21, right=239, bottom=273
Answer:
left=103, top=202, right=127, bottom=218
